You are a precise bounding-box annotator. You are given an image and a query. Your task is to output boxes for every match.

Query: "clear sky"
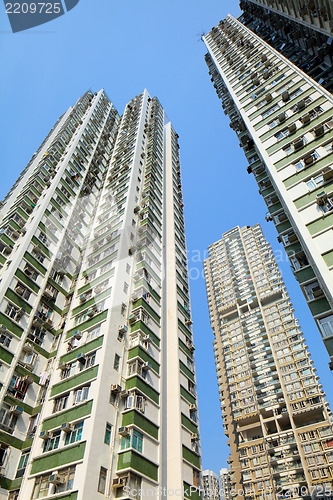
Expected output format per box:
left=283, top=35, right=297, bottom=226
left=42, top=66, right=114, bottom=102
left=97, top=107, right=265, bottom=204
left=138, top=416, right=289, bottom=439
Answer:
left=1, top=0, right=333, bottom=478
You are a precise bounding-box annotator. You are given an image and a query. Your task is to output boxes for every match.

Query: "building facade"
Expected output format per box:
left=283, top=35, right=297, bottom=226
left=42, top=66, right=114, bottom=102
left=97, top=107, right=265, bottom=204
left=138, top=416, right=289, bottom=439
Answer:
left=202, top=470, right=220, bottom=500
left=203, top=15, right=333, bottom=368
left=238, top=0, right=333, bottom=94
left=220, top=468, right=231, bottom=500
left=0, top=89, right=202, bottom=499
left=204, top=224, right=333, bottom=499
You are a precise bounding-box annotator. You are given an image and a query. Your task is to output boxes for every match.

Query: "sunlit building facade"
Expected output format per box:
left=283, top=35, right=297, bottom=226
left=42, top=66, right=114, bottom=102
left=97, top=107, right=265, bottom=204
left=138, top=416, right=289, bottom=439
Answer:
left=0, top=89, right=202, bottom=499
left=204, top=224, right=333, bottom=500
left=203, top=15, right=333, bottom=368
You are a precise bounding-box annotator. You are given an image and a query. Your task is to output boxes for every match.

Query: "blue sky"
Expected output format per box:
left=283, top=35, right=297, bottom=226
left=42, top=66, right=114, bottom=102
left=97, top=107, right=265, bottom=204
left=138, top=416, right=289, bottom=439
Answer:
left=1, top=0, right=333, bottom=477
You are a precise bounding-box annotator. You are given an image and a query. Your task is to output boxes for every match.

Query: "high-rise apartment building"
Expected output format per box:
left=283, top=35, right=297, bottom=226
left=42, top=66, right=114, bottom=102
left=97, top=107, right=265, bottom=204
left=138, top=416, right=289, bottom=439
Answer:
left=220, top=468, right=231, bottom=500
left=203, top=15, right=333, bottom=368
left=204, top=224, right=333, bottom=500
left=238, top=1, right=333, bottom=94
left=202, top=470, right=220, bottom=500
left=0, top=89, right=202, bottom=499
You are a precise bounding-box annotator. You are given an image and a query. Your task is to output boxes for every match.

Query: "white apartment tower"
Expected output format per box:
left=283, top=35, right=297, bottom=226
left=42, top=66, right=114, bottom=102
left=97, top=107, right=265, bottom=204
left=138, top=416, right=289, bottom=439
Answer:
left=203, top=15, right=333, bottom=369
left=202, top=470, right=220, bottom=500
left=0, top=89, right=202, bottom=499
left=204, top=224, right=333, bottom=500
left=219, top=468, right=231, bottom=500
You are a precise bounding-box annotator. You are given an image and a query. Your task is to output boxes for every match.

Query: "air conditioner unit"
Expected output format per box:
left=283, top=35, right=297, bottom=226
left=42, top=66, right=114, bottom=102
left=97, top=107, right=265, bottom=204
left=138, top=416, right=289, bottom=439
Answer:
left=119, top=426, right=130, bottom=437
left=128, top=314, right=138, bottom=325
left=77, top=353, right=86, bottom=363
left=79, top=294, right=87, bottom=303
left=118, top=325, right=128, bottom=335
left=142, top=362, right=151, bottom=371
left=61, top=422, right=73, bottom=433
left=0, top=324, right=7, bottom=334
left=191, top=433, right=199, bottom=441
left=49, top=474, right=65, bottom=485
left=58, top=361, right=68, bottom=370
left=40, top=430, right=50, bottom=440
left=112, top=477, right=125, bottom=488
left=111, top=384, right=122, bottom=394
left=120, top=390, right=129, bottom=398
left=185, top=319, right=193, bottom=326
left=10, top=405, right=23, bottom=416
left=189, top=404, right=197, bottom=411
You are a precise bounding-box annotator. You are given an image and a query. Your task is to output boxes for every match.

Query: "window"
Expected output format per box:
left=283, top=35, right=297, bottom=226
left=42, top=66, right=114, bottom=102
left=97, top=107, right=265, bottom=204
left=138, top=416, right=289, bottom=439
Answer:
left=319, top=315, right=333, bottom=339
left=123, top=282, right=129, bottom=293
left=0, top=330, right=12, bottom=348
left=32, top=466, right=75, bottom=499
left=114, top=354, right=120, bottom=371
left=121, top=430, right=143, bottom=453
left=73, top=386, right=89, bottom=405
left=53, top=395, right=69, bottom=413
left=275, top=128, right=289, bottom=140
left=64, top=421, right=83, bottom=445
left=86, top=325, right=101, bottom=342
left=262, top=104, right=279, bottom=119
left=304, top=281, right=322, bottom=300
left=80, top=352, right=95, bottom=371
left=97, top=467, right=107, bottom=494
left=43, top=430, right=61, bottom=453
left=306, top=174, right=324, bottom=190
left=104, top=423, right=112, bottom=445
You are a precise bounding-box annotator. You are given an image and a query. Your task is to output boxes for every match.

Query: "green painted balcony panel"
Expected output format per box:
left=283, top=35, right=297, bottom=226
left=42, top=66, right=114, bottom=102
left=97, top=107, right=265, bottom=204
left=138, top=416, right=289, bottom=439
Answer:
left=24, top=251, right=47, bottom=275
left=1, top=477, right=22, bottom=491
left=60, top=336, right=104, bottom=363
left=132, top=298, right=160, bottom=324
left=130, top=321, right=160, bottom=347
left=322, top=249, right=333, bottom=267
left=0, top=430, right=24, bottom=450
left=42, top=401, right=93, bottom=432
left=121, top=410, right=159, bottom=440
left=178, top=319, right=192, bottom=340
left=306, top=212, right=333, bottom=236
left=276, top=220, right=292, bottom=233
left=268, top=202, right=283, bottom=214
left=31, top=442, right=86, bottom=475
left=0, top=346, right=13, bottom=365
left=15, top=269, right=40, bottom=294
left=184, top=482, right=202, bottom=500
left=308, top=297, right=331, bottom=316
left=125, top=377, right=159, bottom=404
left=181, top=414, right=198, bottom=434
left=324, top=338, right=333, bottom=357
left=294, top=267, right=316, bottom=284
left=179, top=361, right=195, bottom=382
left=128, top=346, right=159, bottom=374
left=179, top=339, right=193, bottom=359
left=182, top=445, right=200, bottom=468
left=50, top=365, right=99, bottom=397
left=180, top=386, right=196, bottom=405
left=117, top=450, right=158, bottom=482
left=4, top=289, right=32, bottom=314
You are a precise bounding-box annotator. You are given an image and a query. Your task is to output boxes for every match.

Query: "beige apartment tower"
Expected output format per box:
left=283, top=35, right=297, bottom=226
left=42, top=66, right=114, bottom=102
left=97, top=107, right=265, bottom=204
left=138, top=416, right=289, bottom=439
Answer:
left=204, top=224, right=333, bottom=500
